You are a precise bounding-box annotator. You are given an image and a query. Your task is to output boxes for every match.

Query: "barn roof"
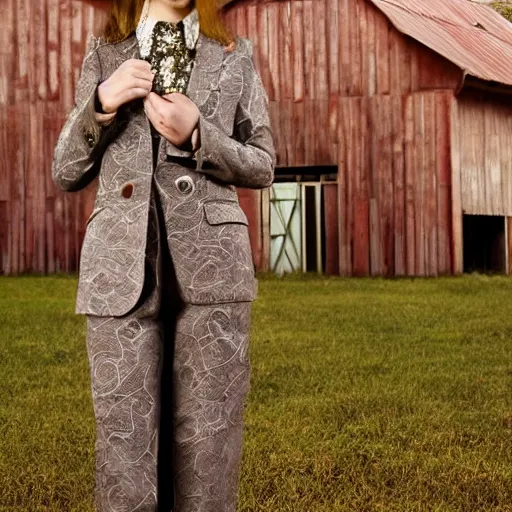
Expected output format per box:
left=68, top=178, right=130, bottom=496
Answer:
left=369, top=0, right=512, bottom=86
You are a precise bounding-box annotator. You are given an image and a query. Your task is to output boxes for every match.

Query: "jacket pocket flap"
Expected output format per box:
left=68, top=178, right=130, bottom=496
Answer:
left=203, top=201, right=248, bottom=226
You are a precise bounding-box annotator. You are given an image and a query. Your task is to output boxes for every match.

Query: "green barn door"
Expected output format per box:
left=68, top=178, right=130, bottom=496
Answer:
left=270, top=183, right=302, bottom=274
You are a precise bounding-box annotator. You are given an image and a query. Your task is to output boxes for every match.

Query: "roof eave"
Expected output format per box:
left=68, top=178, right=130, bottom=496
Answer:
left=462, top=75, right=512, bottom=95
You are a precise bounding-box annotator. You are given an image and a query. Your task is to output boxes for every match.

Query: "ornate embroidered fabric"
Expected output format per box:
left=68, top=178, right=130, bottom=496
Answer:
left=142, top=20, right=195, bottom=95
left=52, top=33, right=275, bottom=314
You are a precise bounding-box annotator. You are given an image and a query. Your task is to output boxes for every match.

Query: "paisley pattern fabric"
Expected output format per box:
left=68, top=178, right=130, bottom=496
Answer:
left=51, top=21, right=274, bottom=512
left=87, top=301, right=251, bottom=512
left=86, top=190, right=252, bottom=512
left=52, top=32, right=276, bottom=317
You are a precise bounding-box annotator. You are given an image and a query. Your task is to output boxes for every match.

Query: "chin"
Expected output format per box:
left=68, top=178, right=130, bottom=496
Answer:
left=163, top=0, right=193, bottom=9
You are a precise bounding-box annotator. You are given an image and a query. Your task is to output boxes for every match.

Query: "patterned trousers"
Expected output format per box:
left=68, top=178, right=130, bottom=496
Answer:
left=85, top=187, right=252, bottom=512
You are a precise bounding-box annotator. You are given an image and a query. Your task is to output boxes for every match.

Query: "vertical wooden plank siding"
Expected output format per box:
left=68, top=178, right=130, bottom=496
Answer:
left=457, top=91, right=512, bottom=216
left=353, top=97, right=370, bottom=276
left=404, top=94, right=416, bottom=275
left=225, top=0, right=461, bottom=276
left=369, top=96, right=383, bottom=275
left=324, top=182, right=340, bottom=275
left=337, top=96, right=352, bottom=276
left=501, top=105, right=512, bottom=217
left=435, top=91, right=453, bottom=275
left=290, top=1, right=305, bottom=166
left=391, top=94, right=406, bottom=276
left=5, top=0, right=508, bottom=277
left=0, top=0, right=105, bottom=274
left=450, top=97, right=464, bottom=275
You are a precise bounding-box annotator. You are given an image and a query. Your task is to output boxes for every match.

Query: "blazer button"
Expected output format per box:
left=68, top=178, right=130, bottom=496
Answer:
left=121, top=183, right=134, bottom=199
left=175, top=176, right=194, bottom=195
left=84, top=129, right=97, bottom=148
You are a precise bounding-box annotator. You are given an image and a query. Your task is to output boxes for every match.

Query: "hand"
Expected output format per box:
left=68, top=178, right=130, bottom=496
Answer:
left=143, top=92, right=200, bottom=148
left=97, top=59, right=154, bottom=114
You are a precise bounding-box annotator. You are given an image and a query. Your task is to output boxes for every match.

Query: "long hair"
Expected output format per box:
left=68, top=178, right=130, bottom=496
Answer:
left=103, top=0, right=235, bottom=47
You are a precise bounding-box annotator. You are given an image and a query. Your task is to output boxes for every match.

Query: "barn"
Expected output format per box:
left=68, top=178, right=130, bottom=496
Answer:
left=1, top=0, right=512, bottom=277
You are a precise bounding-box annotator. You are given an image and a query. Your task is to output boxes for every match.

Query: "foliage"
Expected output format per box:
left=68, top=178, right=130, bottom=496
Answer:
left=491, top=2, right=512, bottom=22
left=1, top=274, right=512, bottom=510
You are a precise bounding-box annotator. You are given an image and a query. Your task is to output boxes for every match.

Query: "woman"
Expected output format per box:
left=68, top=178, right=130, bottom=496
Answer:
left=52, top=0, right=275, bottom=510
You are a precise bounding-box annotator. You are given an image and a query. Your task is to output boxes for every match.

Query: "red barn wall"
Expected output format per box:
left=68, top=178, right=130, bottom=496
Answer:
left=0, top=0, right=105, bottom=275
left=225, top=0, right=462, bottom=276
left=0, top=0, right=475, bottom=276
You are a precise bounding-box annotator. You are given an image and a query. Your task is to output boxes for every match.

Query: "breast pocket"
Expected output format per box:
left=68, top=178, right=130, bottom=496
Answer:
left=203, top=200, right=248, bottom=226
left=200, top=201, right=252, bottom=271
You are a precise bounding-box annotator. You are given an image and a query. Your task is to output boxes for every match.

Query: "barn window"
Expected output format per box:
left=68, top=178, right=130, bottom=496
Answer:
left=463, top=214, right=506, bottom=274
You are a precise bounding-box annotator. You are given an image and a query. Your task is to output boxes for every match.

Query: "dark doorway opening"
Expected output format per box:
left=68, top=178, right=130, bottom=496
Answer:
left=303, top=184, right=327, bottom=272
left=463, top=214, right=506, bottom=274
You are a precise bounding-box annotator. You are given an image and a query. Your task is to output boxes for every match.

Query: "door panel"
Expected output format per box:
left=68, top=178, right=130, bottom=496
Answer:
left=270, top=183, right=302, bottom=274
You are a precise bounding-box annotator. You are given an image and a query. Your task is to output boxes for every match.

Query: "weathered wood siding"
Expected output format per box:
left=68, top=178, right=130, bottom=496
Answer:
left=225, top=0, right=461, bottom=275
left=454, top=90, right=512, bottom=217
left=334, top=91, right=455, bottom=277
left=0, top=0, right=105, bottom=275
left=450, top=89, right=512, bottom=274
left=2, top=0, right=508, bottom=277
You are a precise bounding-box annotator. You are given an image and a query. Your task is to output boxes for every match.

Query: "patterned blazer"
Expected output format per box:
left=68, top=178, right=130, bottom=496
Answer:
left=52, top=31, right=276, bottom=317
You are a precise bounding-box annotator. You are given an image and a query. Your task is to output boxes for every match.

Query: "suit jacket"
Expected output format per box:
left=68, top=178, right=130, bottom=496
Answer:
left=52, top=31, right=276, bottom=317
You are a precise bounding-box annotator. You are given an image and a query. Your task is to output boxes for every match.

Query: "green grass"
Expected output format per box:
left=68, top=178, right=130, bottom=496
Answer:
left=1, top=274, right=512, bottom=511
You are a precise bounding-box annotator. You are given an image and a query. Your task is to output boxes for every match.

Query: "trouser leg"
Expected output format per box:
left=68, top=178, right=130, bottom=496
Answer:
left=86, top=313, right=163, bottom=512
left=86, top=191, right=164, bottom=512
left=170, top=301, right=252, bottom=512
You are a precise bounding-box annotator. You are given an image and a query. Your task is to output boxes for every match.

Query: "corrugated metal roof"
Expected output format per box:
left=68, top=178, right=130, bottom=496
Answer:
left=369, top=0, right=512, bottom=86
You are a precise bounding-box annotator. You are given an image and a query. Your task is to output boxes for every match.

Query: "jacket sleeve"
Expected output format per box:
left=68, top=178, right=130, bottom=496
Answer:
left=193, top=38, right=276, bottom=189
left=52, top=36, right=105, bottom=192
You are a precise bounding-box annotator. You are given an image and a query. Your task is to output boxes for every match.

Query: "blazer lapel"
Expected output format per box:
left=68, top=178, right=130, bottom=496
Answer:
left=114, top=34, right=141, bottom=60
left=105, top=35, right=152, bottom=145
left=186, top=33, right=225, bottom=106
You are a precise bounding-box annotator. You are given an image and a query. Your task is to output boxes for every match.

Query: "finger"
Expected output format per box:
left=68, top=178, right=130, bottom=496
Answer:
left=125, top=87, right=152, bottom=102
left=147, top=92, right=171, bottom=111
left=125, top=62, right=154, bottom=82
left=153, top=92, right=181, bottom=112
left=149, top=91, right=167, bottom=102
left=143, top=96, right=162, bottom=125
left=162, top=92, right=188, bottom=104
left=143, top=103, right=157, bottom=126
left=161, top=93, right=177, bottom=103
left=130, top=70, right=155, bottom=82
left=125, top=64, right=153, bottom=81
left=127, top=59, right=153, bottom=72
left=128, top=78, right=153, bottom=91
left=145, top=92, right=159, bottom=112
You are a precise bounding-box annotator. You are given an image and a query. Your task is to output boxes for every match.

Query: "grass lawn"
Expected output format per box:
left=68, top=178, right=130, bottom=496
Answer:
left=1, top=273, right=512, bottom=511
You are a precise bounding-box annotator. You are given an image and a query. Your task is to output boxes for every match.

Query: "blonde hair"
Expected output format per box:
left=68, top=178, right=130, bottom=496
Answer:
left=103, top=0, right=235, bottom=47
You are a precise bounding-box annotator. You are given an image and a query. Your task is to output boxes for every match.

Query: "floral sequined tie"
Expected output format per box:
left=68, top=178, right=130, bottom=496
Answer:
left=144, top=20, right=195, bottom=96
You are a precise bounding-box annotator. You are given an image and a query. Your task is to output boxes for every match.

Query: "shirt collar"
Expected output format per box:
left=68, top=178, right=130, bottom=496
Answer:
left=182, top=8, right=200, bottom=50
left=136, top=6, right=200, bottom=55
